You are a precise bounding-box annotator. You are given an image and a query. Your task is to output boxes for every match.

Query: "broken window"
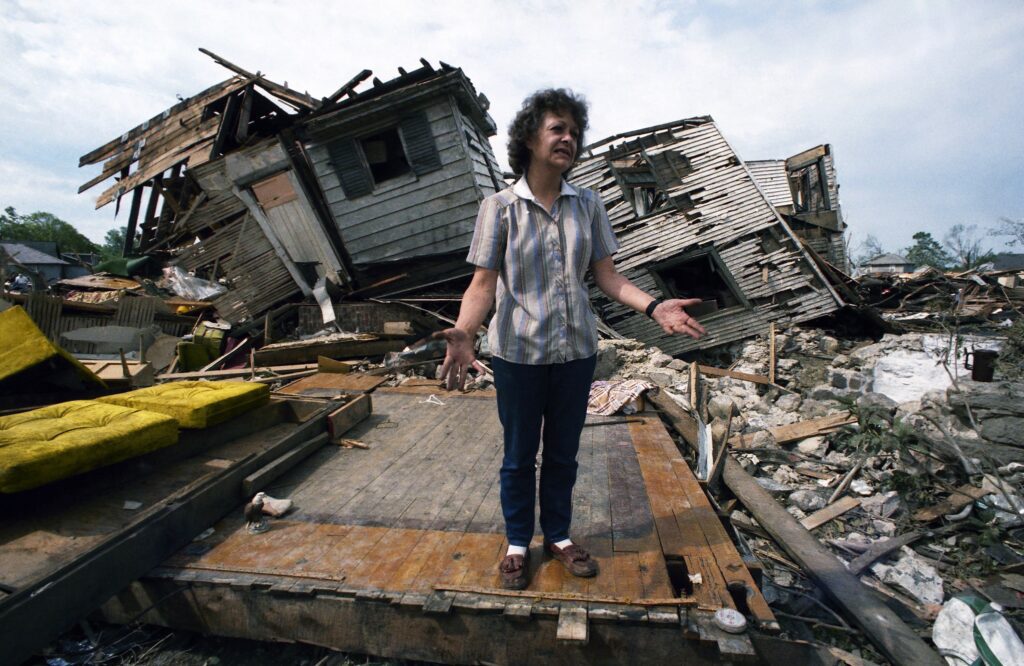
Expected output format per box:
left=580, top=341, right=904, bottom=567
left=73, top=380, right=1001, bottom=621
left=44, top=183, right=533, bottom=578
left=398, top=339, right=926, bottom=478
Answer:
left=649, top=249, right=748, bottom=318
left=789, top=158, right=831, bottom=213
left=610, top=163, right=670, bottom=217
left=325, top=109, right=442, bottom=199
left=361, top=128, right=411, bottom=184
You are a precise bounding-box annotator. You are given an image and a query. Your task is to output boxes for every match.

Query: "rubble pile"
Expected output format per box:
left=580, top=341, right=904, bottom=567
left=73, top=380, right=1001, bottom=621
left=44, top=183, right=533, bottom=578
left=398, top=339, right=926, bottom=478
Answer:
left=857, top=266, right=1024, bottom=330
left=594, top=325, right=1024, bottom=662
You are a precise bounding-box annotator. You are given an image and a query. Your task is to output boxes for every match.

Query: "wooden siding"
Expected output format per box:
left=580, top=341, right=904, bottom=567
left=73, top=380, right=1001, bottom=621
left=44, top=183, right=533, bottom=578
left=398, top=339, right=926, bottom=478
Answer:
left=745, top=160, right=793, bottom=210
left=175, top=212, right=301, bottom=323
left=572, top=121, right=841, bottom=354
left=305, top=99, right=482, bottom=265
left=229, top=142, right=347, bottom=279
left=453, top=100, right=502, bottom=198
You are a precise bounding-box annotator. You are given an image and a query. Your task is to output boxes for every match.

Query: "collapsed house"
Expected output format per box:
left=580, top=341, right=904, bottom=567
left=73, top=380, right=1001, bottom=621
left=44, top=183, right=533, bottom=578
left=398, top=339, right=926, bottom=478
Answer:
left=77, top=52, right=852, bottom=357
left=78, top=52, right=503, bottom=323
left=571, top=119, right=843, bottom=355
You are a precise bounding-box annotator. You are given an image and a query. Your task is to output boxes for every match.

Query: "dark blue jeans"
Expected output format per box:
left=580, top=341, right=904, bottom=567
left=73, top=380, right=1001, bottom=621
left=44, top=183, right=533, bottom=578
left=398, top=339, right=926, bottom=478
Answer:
left=491, top=354, right=597, bottom=547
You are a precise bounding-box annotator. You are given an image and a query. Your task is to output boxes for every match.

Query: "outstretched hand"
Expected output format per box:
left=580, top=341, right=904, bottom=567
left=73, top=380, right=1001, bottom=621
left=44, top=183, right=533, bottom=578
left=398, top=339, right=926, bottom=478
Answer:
left=651, top=298, right=706, bottom=339
left=432, top=328, right=485, bottom=391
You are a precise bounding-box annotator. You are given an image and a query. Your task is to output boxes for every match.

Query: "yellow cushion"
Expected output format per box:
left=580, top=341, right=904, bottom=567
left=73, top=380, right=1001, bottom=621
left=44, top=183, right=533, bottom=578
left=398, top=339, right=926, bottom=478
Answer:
left=97, top=381, right=270, bottom=429
left=0, top=400, right=178, bottom=493
left=0, top=306, right=105, bottom=392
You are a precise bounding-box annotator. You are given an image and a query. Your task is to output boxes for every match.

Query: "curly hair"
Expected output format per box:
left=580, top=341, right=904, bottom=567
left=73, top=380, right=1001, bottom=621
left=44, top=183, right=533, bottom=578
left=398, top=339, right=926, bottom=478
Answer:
left=507, top=88, right=589, bottom=176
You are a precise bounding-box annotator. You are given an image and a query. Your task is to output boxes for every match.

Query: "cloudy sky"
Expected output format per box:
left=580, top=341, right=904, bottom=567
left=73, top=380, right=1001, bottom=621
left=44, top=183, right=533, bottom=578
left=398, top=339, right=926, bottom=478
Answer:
left=1, top=0, right=1022, bottom=256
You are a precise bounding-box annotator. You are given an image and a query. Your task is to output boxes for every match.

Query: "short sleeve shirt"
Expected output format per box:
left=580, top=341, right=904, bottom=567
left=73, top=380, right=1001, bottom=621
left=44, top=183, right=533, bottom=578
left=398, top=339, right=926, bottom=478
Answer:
left=466, top=177, right=619, bottom=365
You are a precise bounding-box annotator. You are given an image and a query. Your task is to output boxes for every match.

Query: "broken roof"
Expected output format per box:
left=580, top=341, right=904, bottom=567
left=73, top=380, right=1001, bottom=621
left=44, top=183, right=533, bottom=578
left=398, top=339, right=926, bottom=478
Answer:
left=0, top=242, right=68, bottom=265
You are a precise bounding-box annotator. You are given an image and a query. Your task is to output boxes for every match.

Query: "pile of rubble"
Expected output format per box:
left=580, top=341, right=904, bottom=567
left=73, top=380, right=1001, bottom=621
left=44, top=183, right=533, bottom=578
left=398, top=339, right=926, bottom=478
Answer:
left=592, top=325, right=1024, bottom=663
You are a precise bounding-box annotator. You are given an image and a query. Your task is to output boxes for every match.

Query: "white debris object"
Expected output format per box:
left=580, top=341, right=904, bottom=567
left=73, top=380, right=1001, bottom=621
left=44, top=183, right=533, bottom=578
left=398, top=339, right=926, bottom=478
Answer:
left=933, top=596, right=981, bottom=665
left=850, top=479, right=874, bottom=496
left=871, top=546, right=944, bottom=606
left=714, top=608, right=747, bottom=634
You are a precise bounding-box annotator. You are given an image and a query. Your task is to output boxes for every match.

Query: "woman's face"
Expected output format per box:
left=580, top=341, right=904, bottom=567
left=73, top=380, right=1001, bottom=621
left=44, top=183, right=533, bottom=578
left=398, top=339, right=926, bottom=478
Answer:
left=526, top=110, right=579, bottom=175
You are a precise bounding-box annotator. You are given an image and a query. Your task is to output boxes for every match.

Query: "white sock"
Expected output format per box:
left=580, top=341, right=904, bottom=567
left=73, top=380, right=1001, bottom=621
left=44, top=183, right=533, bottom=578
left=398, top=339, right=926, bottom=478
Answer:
left=554, top=538, right=573, bottom=549
left=506, top=545, right=527, bottom=557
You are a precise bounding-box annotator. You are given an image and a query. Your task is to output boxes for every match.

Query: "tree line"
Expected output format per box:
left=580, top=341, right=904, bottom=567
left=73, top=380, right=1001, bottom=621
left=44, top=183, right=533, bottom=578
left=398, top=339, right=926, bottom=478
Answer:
left=0, top=207, right=131, bottom=261
left=856, top=218, right=1023, bottom=271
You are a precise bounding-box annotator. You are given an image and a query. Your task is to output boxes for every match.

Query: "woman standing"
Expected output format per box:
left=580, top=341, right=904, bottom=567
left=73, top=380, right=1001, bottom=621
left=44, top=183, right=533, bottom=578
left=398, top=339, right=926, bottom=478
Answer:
left=439, top=89, right=705, bottom=590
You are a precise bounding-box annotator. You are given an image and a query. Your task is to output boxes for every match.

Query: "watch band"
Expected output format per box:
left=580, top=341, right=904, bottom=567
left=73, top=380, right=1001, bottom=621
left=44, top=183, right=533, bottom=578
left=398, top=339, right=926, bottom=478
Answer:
left=645, top=298, right=663, bottom=319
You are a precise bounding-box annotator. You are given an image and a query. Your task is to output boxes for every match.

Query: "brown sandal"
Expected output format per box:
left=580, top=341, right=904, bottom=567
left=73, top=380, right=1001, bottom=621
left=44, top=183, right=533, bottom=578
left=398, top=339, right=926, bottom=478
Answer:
left=499, top=551, right=530, bottom=590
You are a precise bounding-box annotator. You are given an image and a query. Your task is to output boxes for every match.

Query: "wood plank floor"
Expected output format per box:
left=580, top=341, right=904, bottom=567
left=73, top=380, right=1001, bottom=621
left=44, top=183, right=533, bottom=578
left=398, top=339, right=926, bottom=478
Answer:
left=165, top=387, right=767, bottom=616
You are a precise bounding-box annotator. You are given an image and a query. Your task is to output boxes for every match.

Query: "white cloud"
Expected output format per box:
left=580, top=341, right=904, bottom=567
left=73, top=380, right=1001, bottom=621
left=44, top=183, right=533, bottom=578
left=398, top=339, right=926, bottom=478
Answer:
left=1, top=0, right=1021, bottom=253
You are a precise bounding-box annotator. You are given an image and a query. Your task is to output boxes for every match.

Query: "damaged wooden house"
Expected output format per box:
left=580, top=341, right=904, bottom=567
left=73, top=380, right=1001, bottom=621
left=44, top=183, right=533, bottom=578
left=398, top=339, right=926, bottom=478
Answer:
left=78, top=51, right=503, bottom=325
left=571, top=118, right=843, bottom=355
left=746, top=144, right=848, bottom=271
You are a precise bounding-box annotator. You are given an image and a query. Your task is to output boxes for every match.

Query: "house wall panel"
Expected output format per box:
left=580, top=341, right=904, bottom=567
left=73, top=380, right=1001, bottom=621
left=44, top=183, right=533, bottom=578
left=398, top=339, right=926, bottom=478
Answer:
left=305, top=98, right=483, bottom=264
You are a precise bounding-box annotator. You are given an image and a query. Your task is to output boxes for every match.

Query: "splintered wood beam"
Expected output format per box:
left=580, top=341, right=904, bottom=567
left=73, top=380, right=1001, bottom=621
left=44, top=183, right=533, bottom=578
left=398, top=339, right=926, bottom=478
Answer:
left=199, top=47, right=320, bottom=110
left=122, top=186, right=143, bottom=256
left=325, top=69, right=372, bottom=104
left=912, top=483, right=990, bottom=522
left=697, top=365, right=771, bottom=385
left=729, top=412, right=855, bottom=449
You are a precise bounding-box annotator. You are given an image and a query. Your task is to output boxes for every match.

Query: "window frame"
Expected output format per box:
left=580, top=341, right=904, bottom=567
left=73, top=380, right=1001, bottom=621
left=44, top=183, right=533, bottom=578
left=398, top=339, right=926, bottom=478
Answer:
left=647, top=247, right=751, bottom=319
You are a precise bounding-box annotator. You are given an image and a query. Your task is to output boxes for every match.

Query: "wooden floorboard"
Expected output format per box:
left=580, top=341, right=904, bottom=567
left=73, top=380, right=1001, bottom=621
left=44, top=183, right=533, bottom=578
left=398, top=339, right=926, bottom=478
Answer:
left=159, top=390, right=770, bottom=623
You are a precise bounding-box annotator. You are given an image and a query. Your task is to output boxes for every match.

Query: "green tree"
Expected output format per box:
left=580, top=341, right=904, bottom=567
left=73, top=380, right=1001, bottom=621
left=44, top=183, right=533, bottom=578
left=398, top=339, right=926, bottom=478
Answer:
left=904, top=231, right=951, bottom=269
left=0, top=207, right=98, bottom=253
left=944, top=224, right=996, bottom=269
left=101, top=226, right=128, bottom=260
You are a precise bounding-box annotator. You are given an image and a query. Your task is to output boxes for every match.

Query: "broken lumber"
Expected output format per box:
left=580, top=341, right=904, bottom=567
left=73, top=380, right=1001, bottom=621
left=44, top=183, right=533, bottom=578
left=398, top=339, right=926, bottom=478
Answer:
left=846, top=527, right=954, bottom=576
left=730, top=412, right=855, bottom=449
left=800, top=496, right=861, bottom=531
left=912, top=483, right=990, bottom=522
left=697, top=364, right=771, bottom=385
left=648, top=391, right=944, bottom=666
left=327, top=394, right=372, bottom=442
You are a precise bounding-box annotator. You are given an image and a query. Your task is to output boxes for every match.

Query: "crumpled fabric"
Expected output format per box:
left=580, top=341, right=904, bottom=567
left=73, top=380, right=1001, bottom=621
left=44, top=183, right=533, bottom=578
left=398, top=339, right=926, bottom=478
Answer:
left=587, top=380, right=655, bottom=416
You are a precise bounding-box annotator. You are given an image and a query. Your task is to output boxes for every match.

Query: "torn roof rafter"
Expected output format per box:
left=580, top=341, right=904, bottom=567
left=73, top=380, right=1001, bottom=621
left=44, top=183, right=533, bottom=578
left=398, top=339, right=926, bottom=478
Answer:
left=197, top=47, right=321, bottom=112
left=79, top=76, right=253, bottom=168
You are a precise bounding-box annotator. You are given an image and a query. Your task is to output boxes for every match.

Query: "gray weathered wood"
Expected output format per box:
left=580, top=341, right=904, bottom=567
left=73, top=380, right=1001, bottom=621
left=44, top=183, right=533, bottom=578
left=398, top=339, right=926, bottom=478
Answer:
left=242, top=432, right=330, bottom=497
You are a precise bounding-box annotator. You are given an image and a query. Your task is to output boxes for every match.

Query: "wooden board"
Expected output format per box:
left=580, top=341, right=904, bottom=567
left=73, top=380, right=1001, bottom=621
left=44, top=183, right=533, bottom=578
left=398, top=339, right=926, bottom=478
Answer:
left=277, top=371, right=387, bottom=396
left=93, top=388, right=770, bottom=663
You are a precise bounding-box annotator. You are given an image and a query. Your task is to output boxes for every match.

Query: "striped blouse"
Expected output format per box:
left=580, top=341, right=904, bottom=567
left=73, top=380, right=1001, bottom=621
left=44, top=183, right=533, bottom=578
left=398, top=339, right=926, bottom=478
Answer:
left=466, top=177, right=619, bottom=365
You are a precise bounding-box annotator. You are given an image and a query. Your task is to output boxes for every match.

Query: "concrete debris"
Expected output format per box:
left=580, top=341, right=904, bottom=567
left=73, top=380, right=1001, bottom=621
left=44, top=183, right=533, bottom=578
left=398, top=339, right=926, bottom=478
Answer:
left=869, top=546, right=944, bottom=606
left=789, top=489, right=828, bottom=512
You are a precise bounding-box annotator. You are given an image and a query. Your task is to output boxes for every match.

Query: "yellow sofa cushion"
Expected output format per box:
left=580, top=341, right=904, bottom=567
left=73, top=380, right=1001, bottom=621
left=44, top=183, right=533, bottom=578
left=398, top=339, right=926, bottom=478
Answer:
left=0, top=400, right=178, bottom=493
left=97, top=381, right=270, bottom=429
left=0, top=306, right=105, bottom=392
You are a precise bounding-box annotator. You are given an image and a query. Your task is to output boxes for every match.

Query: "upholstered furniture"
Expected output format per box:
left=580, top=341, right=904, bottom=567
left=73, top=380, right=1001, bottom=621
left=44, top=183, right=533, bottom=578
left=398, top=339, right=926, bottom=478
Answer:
left=97, top=380, right=270, bottom=429
left=0, top=400, right=178, bottom=493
